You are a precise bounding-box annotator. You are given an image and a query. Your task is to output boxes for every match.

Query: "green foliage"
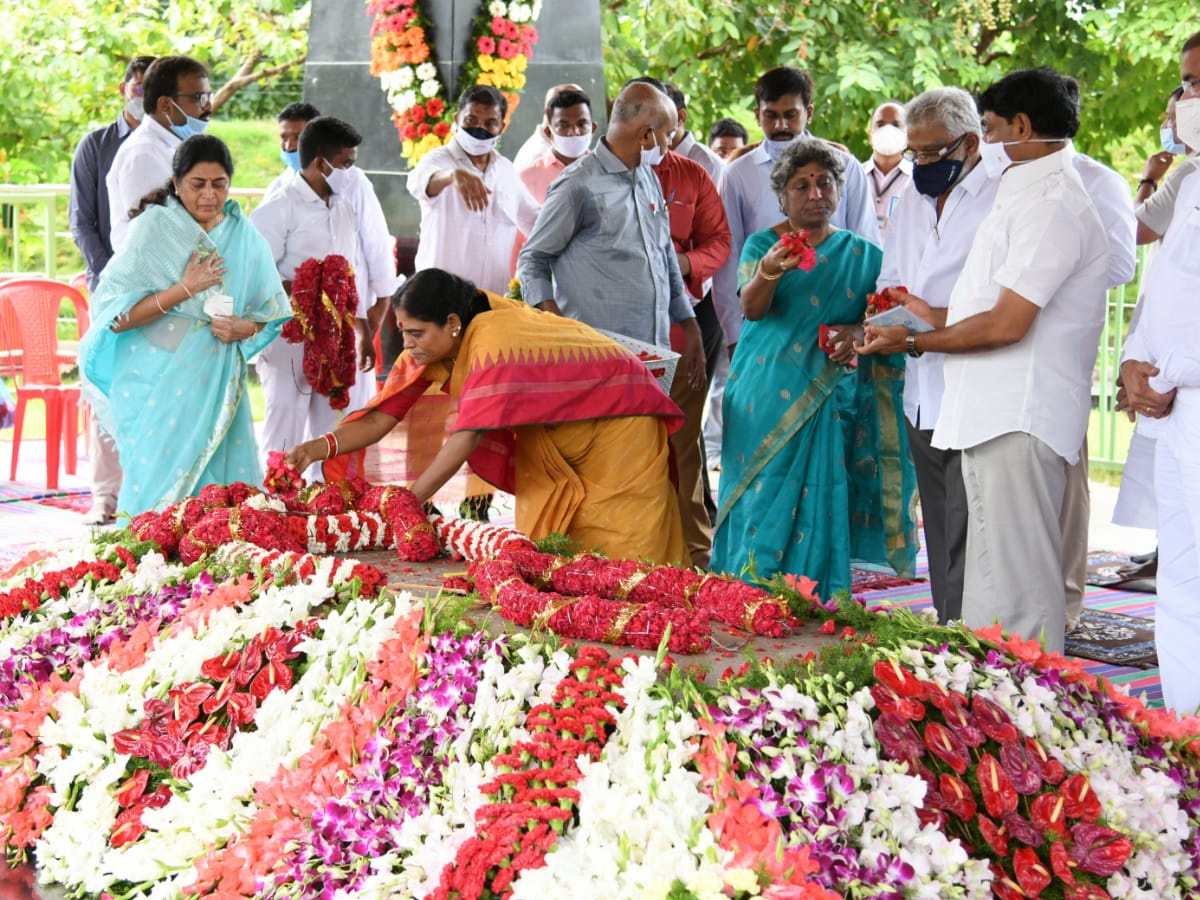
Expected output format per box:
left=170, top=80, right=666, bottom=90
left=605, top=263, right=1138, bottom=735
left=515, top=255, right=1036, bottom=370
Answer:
left=0, top=0, right=308, bottom=184
left=207, top=118, right=286, bottom=190
left=601, top=0, right=1192, bottom=165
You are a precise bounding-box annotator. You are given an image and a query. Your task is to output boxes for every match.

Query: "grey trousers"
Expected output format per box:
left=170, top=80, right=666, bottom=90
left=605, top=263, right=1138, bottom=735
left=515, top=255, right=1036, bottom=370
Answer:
left=88, top=414, right=123, bottom=513
left=960, top=432, right=1069, bottom=653
left=907, top=419, right=967, bottom=624
left=1060, top=436, right=1089, bottom=630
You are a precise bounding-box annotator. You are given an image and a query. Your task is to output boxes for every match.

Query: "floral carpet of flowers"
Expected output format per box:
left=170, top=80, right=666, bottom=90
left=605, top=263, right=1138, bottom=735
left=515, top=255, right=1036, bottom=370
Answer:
left=1, top=502, right=1199, bottom=899
left=366, top=0, right=543, bottom=165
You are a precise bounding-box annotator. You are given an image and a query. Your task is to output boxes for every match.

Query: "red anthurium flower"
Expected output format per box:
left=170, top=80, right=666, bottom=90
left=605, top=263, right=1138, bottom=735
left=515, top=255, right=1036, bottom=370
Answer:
left=939, top=699, right=985, bottom=747
left=170, top=739, right=210, bottom=780
left=1002, top=810, right=1044, bottom=847
left=937, top=773, right=977, bottom=820
left=977, top=753, right=1019, bottom=818
left=168, top=682, right=215, bottom=725
left=870, top=683, right=925, bottom=721
left=115, top=769, right=150, bottom=807
left=185, top=720, right=229, bottom=747
left=970, top=695, right=1020, bottom=743
left=923, top=722, right=969, bottom=774
left=1000, top=740, right=1043, bottom=795
left=1068, top=823, right=1133, bottom=877
left=1030, top=792, right=1069, bottom=840
left=1049, top=840, right=1077, bottom=885
left=112, top=728, right=153, bottom=756
left=144, top=784, right=173, bottom=809
left=1059, top=774, right=1102, bottom=823
left=140, top=697, right=172, bottom=735
left=110, top=805, right=147, bottom=848
left=875, top=711, right=925, bottom=764
left=146, top=734, right=187, bottom=768
left=1024, top=736, right=1066, bottom=785
left=200, top=648, right=241, bottom=682
left=977, top=816, right=1009, bottom=856
left=225, top=692, right=257, bottom=728
left=232, top=644, right=264, bottom=687
left=924, top=680, right=968, bottom=714
left=1013, top=846, right=1052, bottom=896
left=250, top=660, right=294, bottom=700
left=1062, top=884, right=1113, bottom=900
left=201, top=678, right=236, bottom=715
left=873, top=659, right=926, bottom=698
left=989, top=864, right=1026, bottom=900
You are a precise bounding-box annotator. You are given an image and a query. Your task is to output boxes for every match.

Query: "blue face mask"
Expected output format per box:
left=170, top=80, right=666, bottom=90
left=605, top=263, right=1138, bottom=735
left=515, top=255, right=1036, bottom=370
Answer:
left=912, top=157, right=965, bottom=198
left=168, top=100, right=209, bottom=140
left=1161, top=125, right=1187, bottom=156
left=280, top=148, right=301, bottom=171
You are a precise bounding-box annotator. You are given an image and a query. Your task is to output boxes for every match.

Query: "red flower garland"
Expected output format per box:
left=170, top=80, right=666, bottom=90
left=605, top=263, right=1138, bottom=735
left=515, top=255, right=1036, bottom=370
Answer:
left=430, top=515, right=535, bottom=561
left=281, top=255, right=359, bottom=410
left=0, top=559, right=124, bottom=624
left=430, top=647, right=625, bottom=899
left=264, top=452, right=306, bottom=498
left=381, top=486, right=439, bottom=561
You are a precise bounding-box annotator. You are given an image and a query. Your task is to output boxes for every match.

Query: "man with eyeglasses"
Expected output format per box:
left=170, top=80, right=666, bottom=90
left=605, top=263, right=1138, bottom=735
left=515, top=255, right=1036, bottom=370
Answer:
left=69, top=54, right=155, bottom=527
left=860, top=68, right=1109, bottom=654
left=107, top=56, right=213, bottom=251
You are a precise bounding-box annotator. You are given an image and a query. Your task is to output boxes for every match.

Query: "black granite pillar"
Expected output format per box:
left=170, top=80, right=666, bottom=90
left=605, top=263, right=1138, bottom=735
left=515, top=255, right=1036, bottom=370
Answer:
left=303, top=0, right=607, bottom=238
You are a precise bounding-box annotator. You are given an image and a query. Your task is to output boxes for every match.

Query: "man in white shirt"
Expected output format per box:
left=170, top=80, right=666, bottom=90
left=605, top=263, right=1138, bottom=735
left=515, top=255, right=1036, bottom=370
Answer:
left=107, top=56, right=212, bottom=250
left=1116, top=30, right=1200, bottom=713
left=250, top=117, right=401, bottom=477
left=262, top=102, right=321, bottom=204
left=860, top=68, right=1109, bottom=653
left=875, top=87, right=999, bottom=624
left=713, top=66, right=881, bottom=353
left=407, top=84, right=540, bottom=517
left=862, top=101, right=912, bottom=242
left=408, top=84, right=540, bottom=295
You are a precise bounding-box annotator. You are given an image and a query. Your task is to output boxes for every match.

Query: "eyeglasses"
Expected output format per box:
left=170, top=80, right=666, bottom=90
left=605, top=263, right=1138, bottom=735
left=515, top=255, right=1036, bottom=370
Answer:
left=174, top=92, right=214, bottom=107
left=903, top=133, right=968, bottom=164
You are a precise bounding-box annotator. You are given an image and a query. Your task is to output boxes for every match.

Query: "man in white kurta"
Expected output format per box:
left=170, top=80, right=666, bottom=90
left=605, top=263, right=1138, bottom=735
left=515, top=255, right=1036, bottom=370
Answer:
left=250, top=116, right=400, bottom=478
left=860, top=68, right=1108, bottom=653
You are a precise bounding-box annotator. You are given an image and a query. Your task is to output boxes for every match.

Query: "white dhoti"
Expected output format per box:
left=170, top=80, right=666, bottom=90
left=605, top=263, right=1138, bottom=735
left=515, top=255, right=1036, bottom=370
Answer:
left=1113, top=429, right=1157, bottom=529
left=257, top=336, right=339, bottom=481
left=1153, top=439, right=1200, bottom=715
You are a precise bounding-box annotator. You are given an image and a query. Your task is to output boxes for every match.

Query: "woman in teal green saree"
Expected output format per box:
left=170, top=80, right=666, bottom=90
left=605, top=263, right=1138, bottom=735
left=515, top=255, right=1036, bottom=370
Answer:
left=711, top=139, right=919, bottom=596
left=80, top=136, right=290, bottom=515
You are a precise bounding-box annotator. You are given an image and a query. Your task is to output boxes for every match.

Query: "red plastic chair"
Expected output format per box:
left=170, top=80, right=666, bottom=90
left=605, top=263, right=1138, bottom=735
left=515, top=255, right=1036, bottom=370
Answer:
left=0, top=279, right=86, bottom=489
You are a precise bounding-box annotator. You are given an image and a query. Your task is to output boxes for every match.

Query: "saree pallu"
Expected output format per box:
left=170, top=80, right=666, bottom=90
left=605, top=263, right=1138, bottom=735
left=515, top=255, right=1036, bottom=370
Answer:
left=711, top=228, right=919, bottom=594
left=327, top=293, right=687, bottom=564
left=80, top=198, right=289, bottom=514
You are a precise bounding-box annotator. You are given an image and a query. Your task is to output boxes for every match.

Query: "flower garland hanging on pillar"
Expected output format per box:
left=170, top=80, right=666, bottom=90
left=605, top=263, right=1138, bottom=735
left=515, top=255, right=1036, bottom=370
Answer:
left=367, top=0, right=544, bottom=166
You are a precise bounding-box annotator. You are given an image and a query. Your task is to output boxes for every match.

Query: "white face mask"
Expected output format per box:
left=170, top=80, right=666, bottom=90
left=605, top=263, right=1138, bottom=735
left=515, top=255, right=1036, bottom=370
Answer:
left=125, top=94, right=145, bottom=123
left=1175, top=97, right=1200, bottom=151
left=640, top=142, right=664, bottom=168
left=870, top=124, right=906, bottom=157
left=455, top=126, right=500, bottom=156
left=551, top=131, right=591, bottom=160
left=978, top=136, right=1063, bottom=178
left=763, top=134, right=799, bottom=161
left=323, top=160, right=355, bottom=193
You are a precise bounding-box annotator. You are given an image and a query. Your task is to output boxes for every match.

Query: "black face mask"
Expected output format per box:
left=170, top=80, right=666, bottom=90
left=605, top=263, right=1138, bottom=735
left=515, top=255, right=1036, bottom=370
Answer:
left=912, top=156, right=965, bottom=197
left=462, top=126, right=494, bottom=141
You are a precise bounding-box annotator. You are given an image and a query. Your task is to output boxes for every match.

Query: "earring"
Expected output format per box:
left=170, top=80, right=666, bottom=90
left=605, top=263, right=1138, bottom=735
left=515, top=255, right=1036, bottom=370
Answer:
left=452, top=328, right=460, bottom=337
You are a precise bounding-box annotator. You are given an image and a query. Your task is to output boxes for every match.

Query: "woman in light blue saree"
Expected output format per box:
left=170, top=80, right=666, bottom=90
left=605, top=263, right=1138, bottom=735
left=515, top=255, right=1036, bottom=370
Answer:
left=711, top=139, right=919, bottom=596
left=80, top=135, right=290, bottom=515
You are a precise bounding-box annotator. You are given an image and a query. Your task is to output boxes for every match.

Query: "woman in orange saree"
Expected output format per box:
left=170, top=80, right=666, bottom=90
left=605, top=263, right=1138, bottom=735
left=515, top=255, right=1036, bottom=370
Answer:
left=287, top=268, right=688, bottom=565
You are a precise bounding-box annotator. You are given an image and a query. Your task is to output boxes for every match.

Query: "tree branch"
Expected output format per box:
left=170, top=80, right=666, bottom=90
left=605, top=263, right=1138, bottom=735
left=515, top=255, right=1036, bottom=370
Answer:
left=211, top=51, right=307, bottom=111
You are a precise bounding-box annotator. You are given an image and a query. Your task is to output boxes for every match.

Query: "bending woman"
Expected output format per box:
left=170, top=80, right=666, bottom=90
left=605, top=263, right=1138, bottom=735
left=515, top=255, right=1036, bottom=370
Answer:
left=287, top=268, right=688, bottom=565
left=80, top=135, right=290, bottom=514
left=711, top=138, right=919, bottom=593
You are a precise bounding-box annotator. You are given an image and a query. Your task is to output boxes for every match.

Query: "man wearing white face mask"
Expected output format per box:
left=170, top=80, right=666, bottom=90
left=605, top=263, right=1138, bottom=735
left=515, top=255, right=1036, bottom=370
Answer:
left=859, top=68, right=1108, bottom=653
left=713, top=67, right=880, bottom=357
left=250, top=116, right=401, bottom=479
left=861, top=101, right=912, bottom=241
left=70, top=54, right=155, bottom=527
left=408, top=84, right=540, bottom=295
left=107, top=56, right=213, bottom=252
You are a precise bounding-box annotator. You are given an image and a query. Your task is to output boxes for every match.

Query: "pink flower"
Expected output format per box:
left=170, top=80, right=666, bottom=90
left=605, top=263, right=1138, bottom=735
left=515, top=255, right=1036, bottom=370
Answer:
left=491, top=15, right=507, bottom=35
left=477, top=36, right=495, bottom=55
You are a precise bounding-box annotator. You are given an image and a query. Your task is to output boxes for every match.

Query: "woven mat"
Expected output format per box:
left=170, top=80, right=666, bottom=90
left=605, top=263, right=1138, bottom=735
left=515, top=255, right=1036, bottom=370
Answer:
left=1064, top=608, right=1158, bottom=669
left=1085, top=549, right=1156, bottom=594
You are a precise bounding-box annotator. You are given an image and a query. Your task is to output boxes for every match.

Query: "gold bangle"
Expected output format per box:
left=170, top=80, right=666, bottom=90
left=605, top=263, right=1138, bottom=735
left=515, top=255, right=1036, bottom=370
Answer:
left=154, top=293, right=167, bottom=315
left=758, top=260, right=783, bottom=281
left=179, top=281, right=193, bottom=298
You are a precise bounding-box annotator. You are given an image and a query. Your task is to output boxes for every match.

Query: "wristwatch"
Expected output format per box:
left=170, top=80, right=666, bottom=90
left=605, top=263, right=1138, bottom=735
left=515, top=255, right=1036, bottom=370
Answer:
left=905, top=332, right=923, bottom=358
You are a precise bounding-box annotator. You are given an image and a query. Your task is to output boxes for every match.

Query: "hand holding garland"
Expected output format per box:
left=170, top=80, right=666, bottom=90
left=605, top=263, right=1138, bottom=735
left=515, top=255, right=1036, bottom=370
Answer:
left=285, top=407, right=400, bottom=472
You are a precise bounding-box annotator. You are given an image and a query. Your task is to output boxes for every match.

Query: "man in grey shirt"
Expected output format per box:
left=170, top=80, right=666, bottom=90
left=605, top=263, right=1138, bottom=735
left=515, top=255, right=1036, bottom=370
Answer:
left=517, top=81, right=705, bottom=390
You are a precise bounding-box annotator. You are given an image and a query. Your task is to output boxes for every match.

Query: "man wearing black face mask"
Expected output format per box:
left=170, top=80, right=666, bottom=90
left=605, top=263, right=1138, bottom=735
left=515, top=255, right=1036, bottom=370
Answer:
left=871, top=86, right=998, bottom=625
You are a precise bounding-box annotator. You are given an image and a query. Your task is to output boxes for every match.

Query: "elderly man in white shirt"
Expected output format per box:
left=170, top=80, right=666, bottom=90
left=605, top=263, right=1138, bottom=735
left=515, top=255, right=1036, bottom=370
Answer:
left=409, top=84, right=540, bottom=294
left=107, top=56, right=212, bottom=251
left=250, top=116, right=401, bottom=478
left=860, top=68, right=1109, bottom=653
left=876, top=87, right=999, bottom=625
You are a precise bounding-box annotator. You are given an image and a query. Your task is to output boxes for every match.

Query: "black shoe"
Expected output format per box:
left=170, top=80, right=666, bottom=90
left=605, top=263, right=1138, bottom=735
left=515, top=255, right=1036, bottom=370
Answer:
left=1129, top=548, right=1158, bottom=565
left=459, top=494, right=492, bottom=522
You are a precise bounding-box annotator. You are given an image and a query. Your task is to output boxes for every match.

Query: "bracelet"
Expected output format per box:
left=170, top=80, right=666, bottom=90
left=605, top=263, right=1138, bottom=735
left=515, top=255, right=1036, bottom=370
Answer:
left=757, top=260, right=783, bottom=281
left=321, top=431, right=339, bottom=460
left=154, top=293, right=167, bottom=315
left=321, top=434, right=333, bottom=461
left=1137, top=178, right=1157, bottom=190
left=179, top=281, right=194, bottom=298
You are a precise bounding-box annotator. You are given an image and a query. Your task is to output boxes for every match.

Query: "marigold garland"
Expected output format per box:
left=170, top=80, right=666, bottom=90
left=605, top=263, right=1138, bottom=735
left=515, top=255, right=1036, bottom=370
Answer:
left=281, top=255, right=359, bottom=410
left=366, top=0, right=543, bottom=165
